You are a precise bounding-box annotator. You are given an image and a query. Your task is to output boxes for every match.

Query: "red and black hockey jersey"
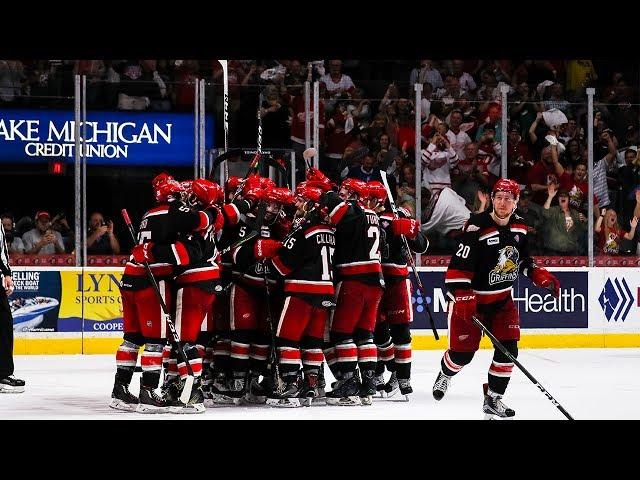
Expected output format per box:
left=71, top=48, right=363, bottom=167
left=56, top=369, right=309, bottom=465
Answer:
left=444, top=210, right=533, bottom=310
left=321, top=191, right=384, bottom=287
left=120, top=199, right=217, bottom=291
left=172, top=201, right=248, bottom=292
left=269, top=218, right=336, bottom=307
left=378, top=207, right=429, bottom=284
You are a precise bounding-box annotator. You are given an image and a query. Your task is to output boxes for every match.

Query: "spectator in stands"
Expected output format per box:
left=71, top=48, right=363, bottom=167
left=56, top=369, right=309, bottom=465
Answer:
left=409, top=60, right=443, bottom=90
left=516, top=189, right=544, bottom=255
left=173, top=60, right=200, bottom=112
left=447, top=59, right=477, bottom=94
left=283, top=59, right=305, bottom=94
left=50, top=213, right=74, bottom=254
left=260, top=89, right=290, bottom=148
left=140, top=60, right=170, bottom=112
left=325, top=101, right=356, bottom=178
left=617, top=148, right=640, bottom=225
left=87, top=212, right=120, bottom=255
left=376, top=133, right=400, bottom=171
left=476, top=124, right=502, bottom=183
left=595, top=207, right=637, bottom=255
left=451, top=142, right=489, bottom=210
left=386, top=154, right=404, bottom=184
left=564, top=138, right=583, bottom=165
left=565, top=60, right=597, bottom=95
left=433, top=75, right=468, bottom=119
left=74, top=60, right=106, bottom=107
left=1, top=214, right=25, bottom=254
left=22, top=211, right=65, bottom=255
left=320, top=60, right=355, bottom=99
left=117, top=59, right=161, bottom=111
left=542, top=184, right=587, bottom=255
left=445, top=110, right=472, bottom=160
left=507, top=122, right=534, bottom=186
left=421, top=131, right=458, bottom=194
left=397, top=164, right=417, bottom=204
left=544, top=83, right=570, bottom=115
left=347, top=88, right=371, bottom=127
left=527, top=145, right=558, bottom=206
left=0, top=60, right=25, bottom=104
left=344, top=153, right=382, bottom=183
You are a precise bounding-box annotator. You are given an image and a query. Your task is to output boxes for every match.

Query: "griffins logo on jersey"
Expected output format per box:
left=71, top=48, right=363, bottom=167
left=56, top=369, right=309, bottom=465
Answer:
left=489, top=246, right=520, bottom=285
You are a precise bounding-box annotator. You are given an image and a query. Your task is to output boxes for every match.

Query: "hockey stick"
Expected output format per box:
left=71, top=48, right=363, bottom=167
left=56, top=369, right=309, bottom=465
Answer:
left=218, top=60, right=229, bottom=180
left=380, top=171, right=439, bottom=340
left=471, top=315, right=574, bottom=420
left=121, top=209, right=195, bottom=404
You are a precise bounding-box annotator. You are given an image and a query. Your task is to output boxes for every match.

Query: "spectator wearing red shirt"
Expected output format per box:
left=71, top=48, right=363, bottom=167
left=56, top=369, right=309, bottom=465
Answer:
left=595, top=207, right=636, bottom=255
left=507, top=123, right=534, bottom=186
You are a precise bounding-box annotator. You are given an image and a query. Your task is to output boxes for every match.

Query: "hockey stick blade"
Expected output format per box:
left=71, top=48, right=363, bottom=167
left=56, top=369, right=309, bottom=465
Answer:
left=180, top=375, right=195, bottom=404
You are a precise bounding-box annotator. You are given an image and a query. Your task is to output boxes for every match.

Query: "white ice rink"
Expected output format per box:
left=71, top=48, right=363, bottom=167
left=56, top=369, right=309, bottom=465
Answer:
left=1, top=348, right=638, bottom=420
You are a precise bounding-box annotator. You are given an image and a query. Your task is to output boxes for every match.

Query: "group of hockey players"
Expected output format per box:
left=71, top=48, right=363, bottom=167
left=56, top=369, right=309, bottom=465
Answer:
left=109, top=157, right=561, bottom=419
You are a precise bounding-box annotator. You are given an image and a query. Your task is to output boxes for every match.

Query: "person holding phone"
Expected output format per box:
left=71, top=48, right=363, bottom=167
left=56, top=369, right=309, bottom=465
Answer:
left=87, top=211, right=120, bottom=255
left=22, top=211, right=65, bottom=255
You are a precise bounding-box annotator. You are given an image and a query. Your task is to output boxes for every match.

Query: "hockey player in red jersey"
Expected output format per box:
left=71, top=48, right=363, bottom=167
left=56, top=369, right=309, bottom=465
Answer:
left=368, top=180, right=428, bottom=399
left=111, top=173, right=219, bottom=413
left=432, top=178, right=560, bottom=418
left=313, top=170, right=384, bottom=406
left=262, top=182, right=335, bottom=407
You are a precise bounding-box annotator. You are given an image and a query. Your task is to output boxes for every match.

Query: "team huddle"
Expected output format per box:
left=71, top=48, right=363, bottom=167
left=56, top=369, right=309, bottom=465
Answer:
left=109, top=163, right=560, bottom=419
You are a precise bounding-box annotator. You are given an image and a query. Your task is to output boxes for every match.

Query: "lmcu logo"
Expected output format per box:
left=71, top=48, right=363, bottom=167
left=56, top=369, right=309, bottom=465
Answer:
left=599, top=278, right=634, bottom=322
left=76, top=274, right=121, bottom=292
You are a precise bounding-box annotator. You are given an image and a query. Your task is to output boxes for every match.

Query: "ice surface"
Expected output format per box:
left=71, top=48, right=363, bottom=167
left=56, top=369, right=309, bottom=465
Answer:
left=2, top=349, right=638, bottom=420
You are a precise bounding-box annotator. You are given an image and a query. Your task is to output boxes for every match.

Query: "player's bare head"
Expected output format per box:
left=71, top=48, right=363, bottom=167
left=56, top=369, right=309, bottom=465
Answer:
left=261, top=187, right=295, bottom=224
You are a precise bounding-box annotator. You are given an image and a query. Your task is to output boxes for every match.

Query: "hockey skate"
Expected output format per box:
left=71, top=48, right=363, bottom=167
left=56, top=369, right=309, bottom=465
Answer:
left=210, top=372, right=236, bottom=405
left=227, top=374, right=247, bottom=405
left=482, top=383, right=515, bottom=420
left=397, top=378, right=412, bottom=402
left=0, top=375, right=25, bottom=394
left=168, top=377, right=206, bottom=414
left=326, top=372, right=361, bottom=406
left=359, top=370, right=377, bottom=406
left=373, top=372, right=386, bottom=398
left=312, top=368, right=326, bottom=404
left=266, top=373, right=304, bottom=408
left=137, top=386, right=171, bottom=414
left=432, top=370, right=451, bottom=401
left=244, top=373, right=271, bottom=404
left=383, top=372, right=400, bottom=398
left=109, top=381, right=139, bottom=412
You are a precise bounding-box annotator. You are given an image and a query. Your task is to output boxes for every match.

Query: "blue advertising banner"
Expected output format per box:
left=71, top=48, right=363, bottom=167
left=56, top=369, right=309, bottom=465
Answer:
left=0, top=109, right=214, bottom=166
left=410, top=271, right=588, bottom=330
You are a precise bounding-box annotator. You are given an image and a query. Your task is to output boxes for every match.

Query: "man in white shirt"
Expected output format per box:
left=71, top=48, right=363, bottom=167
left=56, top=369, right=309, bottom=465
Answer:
left=445, top=110, right=472, bottom=160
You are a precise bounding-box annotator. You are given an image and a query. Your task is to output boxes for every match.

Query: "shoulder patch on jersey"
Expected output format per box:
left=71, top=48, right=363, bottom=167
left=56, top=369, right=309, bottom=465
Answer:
left=465, top=224, right=480, bottom=232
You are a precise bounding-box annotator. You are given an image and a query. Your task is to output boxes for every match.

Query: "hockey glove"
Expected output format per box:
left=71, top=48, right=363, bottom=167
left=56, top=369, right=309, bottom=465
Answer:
left=530, top=267, right=560, bottom=297
left=132, top=242, right=155, bottom=264
left=447, top=290, right=477, bottom=327
left=254, top=239, right=283, bottom=260
left=391, top=218, right=420, bottom=239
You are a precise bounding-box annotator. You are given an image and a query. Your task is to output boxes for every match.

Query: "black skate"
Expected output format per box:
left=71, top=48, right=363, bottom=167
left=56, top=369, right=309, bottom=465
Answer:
left=0, top=375, right=25, bottom=394
left=137, top=386, right=171, bottom=413
left=326, top=372, right=361, bottom=406
left=311, top=369, right=326, bottom=404
left=227, top=374, right=247, bottom=405
left=398, top=378, right=412, bottom=401
left=384, top=372, right=400, bottom=398
left=359, top=370, right=377, bottom=406
left=432, top=370, right=451, bottom=401
left=298, top=373, right=321, bottom=406
left=210, top=372, right=235, bottom=405
left=482, top=383, right=515, bottom=420
left=109, top=382, right=138, bottom=412
left=244, top=373, right=271, bottom=404
left=266, top=374, right=304, bottom=408
left=373, top=373, right=386, bottom=397
left=161, top=376, right=181, bottom=403
left=169, top=377, right=206, bottom=414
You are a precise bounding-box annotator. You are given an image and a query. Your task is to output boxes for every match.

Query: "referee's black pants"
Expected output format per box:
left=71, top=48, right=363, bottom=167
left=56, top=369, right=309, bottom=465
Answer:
left=0, top=288, right=14, bottom=378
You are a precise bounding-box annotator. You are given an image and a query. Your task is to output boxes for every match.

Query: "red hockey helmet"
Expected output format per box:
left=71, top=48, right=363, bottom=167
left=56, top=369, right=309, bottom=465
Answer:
left=295, top=182, right=323, bottom=203
left=225, top=176, right=242, bottom=194
left=260, top=177, right=276, bottom=190
left=152, top=172, right=173, bottom=188
left=192, top=179, right=224, bottom=207
left=154, top=179, right=184, bottom=203
left=262, top=187, right=295, bottom=206
left=341, top=178, right=368, bottom=199
left=367, top=181, right=388, bottom=203
left=492, top=178, right=520, bottom=201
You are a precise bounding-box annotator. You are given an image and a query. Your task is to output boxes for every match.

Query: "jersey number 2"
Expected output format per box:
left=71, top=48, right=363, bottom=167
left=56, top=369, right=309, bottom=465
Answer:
left=368, top=226, right=380, bottom=260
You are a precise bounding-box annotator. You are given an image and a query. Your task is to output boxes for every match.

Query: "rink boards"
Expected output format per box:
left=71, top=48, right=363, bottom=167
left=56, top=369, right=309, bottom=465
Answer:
left=8, top=266, right=640, bottom=354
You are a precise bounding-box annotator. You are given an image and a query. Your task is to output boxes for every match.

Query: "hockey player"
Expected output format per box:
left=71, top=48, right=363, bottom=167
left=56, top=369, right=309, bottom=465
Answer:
left=368, top=180, right=428, bottom=399
left=432, top=178, right=560, bottom=418
left=262, top=182, right=335, bottom=407
left=312, top=170, right=384, bottom=406
left=111, top=173, right=218, bottom=413
left=225, top=184, right=294, bottom=403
